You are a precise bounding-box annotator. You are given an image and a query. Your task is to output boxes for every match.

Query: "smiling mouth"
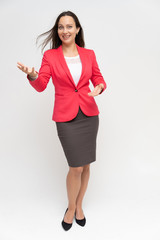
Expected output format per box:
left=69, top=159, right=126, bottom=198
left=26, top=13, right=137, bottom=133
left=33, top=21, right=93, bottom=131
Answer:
left=62, top=35, right=71, bottom=39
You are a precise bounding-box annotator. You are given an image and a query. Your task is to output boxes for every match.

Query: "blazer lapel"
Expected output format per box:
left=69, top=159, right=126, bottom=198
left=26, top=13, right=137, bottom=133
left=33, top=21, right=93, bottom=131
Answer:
left=57, top=44, right=86, bottom=88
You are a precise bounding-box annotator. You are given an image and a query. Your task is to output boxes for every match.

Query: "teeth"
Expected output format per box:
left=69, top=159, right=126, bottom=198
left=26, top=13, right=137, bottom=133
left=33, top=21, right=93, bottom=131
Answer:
left=63, top=35, right=70, bottom=39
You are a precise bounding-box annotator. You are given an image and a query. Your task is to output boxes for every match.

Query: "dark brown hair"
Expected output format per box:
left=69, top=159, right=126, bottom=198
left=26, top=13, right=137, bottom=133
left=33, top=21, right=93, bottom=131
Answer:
left=36, top=11, right=85, bottom=54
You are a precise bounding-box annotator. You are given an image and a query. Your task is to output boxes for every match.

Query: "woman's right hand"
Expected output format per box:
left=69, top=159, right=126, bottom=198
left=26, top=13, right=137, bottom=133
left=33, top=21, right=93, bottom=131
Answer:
left=17, top=61, right=38, bottom=78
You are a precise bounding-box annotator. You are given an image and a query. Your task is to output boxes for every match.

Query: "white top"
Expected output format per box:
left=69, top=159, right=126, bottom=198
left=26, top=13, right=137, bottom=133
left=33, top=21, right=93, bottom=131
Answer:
left=28, top=55, right=82, bottom=86
left=64, top=55, right=82, bottom=86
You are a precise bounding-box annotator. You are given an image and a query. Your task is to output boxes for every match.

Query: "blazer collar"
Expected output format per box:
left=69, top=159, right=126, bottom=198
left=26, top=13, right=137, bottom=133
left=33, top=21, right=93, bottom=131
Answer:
left=57, top=43, right=86, bottom=88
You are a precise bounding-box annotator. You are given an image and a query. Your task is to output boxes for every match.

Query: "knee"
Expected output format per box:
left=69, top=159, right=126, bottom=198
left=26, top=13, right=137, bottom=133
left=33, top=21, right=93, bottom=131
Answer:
left=69, top=166, right=84, bottom=175
left=83, top=164, right=90, bottom=172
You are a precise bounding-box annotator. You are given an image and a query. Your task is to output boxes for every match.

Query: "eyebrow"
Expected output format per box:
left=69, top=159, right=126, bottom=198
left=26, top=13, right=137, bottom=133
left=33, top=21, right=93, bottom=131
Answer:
left=58, top=24, right=73, bottom=26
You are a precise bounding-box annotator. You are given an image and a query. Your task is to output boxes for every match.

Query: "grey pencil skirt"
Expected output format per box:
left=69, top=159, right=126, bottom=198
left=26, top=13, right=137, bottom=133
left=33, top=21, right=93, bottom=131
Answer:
left=55, top=106, right=99, bottom=167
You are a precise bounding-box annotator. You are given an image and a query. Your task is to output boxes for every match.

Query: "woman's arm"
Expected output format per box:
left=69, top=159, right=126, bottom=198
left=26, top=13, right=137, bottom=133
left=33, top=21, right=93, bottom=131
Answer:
left=90, top=50, right=107, bottom=95
left=27, top=52, right=52, bottom=92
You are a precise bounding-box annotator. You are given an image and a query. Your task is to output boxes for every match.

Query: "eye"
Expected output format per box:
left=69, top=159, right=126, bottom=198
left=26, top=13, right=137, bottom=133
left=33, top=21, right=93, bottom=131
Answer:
left=58, top=25, right=72, bottom=30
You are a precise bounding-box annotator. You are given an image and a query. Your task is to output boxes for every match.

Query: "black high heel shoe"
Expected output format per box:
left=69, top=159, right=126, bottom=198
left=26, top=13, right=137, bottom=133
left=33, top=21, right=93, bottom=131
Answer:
left=61, top=208, right=73, bottom=231
left=75, top=210, right=86, bottom=227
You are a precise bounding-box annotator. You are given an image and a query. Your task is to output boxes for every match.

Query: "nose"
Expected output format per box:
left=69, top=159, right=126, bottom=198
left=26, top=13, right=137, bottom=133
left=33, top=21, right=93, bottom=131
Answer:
left=63, top=27, right=68, bottom=33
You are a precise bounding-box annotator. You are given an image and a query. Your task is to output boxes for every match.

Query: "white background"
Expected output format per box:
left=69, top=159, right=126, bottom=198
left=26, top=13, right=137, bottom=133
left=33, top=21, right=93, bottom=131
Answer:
left=0, top=0, right=160, bottom=239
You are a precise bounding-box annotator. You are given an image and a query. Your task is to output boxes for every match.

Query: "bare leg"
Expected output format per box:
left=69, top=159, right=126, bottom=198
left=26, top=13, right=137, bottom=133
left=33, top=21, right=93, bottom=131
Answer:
left=76, top=164, right=90, bottom=219
left=63, top=166, right=83, bottom=223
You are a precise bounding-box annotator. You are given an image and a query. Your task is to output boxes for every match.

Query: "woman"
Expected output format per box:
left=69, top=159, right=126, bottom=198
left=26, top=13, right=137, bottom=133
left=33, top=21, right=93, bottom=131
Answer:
left=17, top=11, right=107, bottom=231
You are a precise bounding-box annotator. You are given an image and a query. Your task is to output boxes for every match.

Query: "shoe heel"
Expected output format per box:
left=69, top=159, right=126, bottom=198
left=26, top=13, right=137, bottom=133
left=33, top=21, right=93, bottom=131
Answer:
left=61, top=208, right=73, bottom=231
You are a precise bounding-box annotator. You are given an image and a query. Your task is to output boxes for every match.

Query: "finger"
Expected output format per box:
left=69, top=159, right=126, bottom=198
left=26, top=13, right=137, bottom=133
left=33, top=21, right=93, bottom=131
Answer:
left=20, top=65, right=27, bottom=72
left=88, top=85, right=101, bottom=96
left=88, top=92, right=94, bottom=97
left=94, top=86, right=101, bottom=93
left=17, top=65, right=22, bottom=69
left=17, top=61, right=23, bottom=66
left=18, top=65, right=25, bottom=71
left=26, top=67, right=29, bottom=73
left=17, top=63, right=23, bottom=68
left=19, top=65, right=26, bottom=71
left=88, top=91, right=99, bottom=97
left=90, top=89, right=99, bottom=95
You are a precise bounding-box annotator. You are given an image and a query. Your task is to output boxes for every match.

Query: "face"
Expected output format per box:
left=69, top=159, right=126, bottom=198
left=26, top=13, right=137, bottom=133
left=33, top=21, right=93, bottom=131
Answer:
left=57, top=16, right=80, bottom=45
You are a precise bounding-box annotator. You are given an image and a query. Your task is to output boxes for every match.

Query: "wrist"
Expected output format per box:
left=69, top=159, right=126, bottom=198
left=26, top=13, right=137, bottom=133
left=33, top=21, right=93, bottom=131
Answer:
left=28, top=73, right=38, bottom=81
left=99, top=83, right=104, bottom=89
left=98, top=84, right=104, bottom=92
left=96, top=83, right=104, bottom=94
left=29, top=73, right=38, bottom=78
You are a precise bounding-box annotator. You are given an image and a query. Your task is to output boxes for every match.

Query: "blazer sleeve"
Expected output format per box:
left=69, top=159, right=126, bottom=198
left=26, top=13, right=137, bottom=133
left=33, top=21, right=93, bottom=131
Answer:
left=27, top=51, right=51, bottom=92
left=90, top=50, right=107, bottom=94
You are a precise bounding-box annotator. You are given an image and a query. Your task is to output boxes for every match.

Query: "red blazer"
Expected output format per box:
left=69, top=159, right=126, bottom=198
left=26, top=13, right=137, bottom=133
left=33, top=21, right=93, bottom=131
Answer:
left=27, top=43, right=107, bottom=122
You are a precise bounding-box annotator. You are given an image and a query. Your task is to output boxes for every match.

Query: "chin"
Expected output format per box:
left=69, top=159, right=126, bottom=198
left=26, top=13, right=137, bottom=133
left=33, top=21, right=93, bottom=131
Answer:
left=62, top=40, right=74, bottom=45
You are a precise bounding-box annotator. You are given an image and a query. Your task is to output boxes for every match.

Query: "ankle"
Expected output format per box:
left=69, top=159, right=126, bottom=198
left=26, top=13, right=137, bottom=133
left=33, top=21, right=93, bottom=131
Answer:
left=76, top=204, right=82, bottom=210
left=68, top=205, right=76, bottom=211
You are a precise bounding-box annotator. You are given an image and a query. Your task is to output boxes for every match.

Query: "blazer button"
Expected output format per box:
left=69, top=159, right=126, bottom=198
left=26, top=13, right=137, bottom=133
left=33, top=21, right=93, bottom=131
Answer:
left=75, top=89, right=78, bottom=92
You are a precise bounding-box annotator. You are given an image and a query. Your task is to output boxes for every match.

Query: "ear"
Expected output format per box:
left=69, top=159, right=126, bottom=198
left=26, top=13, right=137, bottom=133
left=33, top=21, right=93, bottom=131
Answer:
left=76, top=27, right=80, bottom=35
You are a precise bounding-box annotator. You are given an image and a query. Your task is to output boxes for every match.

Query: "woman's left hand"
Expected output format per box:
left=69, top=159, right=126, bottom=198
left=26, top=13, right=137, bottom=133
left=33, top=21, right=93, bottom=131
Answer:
left=88, top=84, right=104, bottom=97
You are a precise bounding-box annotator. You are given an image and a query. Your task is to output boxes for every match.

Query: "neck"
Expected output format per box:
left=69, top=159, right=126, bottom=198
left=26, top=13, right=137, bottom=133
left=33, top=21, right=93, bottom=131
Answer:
left=61, top=42, right=77, bottom=54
